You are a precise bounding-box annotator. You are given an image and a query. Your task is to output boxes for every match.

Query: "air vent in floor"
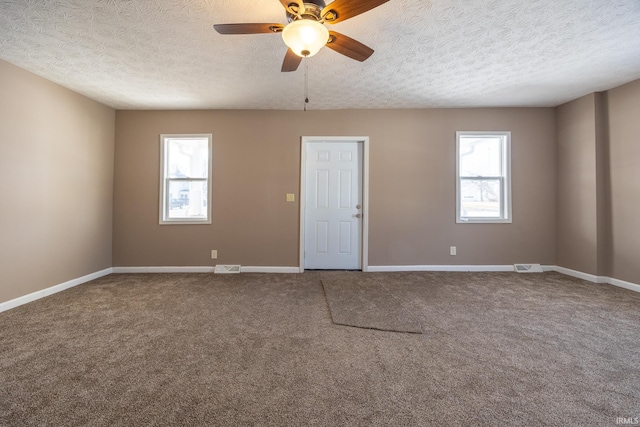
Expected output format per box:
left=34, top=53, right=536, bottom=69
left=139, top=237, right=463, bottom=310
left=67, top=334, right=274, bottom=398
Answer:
left=214, top=265, right=241, bottom=274
left=514, top=264, right=543, bottom=273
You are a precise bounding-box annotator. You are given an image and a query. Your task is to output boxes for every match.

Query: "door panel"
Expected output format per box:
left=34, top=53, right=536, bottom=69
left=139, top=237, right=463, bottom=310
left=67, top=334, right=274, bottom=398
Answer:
left=339, top=170, right=352, bottom=208
left=315, top=222, right=329, bottom=254
left=315, top=169, right=329, bottom=208
left=304, top=141, right=362, bottom=270
left=339, top=222, right=351, bottom=254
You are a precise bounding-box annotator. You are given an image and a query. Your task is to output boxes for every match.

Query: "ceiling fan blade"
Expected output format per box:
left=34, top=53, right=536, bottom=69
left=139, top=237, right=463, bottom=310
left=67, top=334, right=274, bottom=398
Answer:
left=321, top=0, right=389, bottom=24
left=282, top=48, right=303, bottom=72
left=213, top=23, right=284, bottom=35
left=279, top=0, right=305, bottom=15
left=326, top=31, right=374, bottom=62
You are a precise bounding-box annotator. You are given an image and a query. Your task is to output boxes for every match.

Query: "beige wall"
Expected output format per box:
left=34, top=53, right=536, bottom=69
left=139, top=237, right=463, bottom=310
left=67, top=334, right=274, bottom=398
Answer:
left=556, top=94, right=600, bottom=275
left=594, top=92, right=611, bottom=278
left=114, top=108, right=557, bottom=268
left=0, top=60, right=115, bottom=304
left=607, top=79, right=640, bottom=284
left=556, top=78, right=640, bottom=285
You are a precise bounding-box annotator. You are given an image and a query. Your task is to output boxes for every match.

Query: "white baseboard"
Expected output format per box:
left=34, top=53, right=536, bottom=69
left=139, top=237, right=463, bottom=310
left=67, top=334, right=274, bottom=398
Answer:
left=112, top=266, right=215, bottom=273
left=0, top=268, right=113, bottom=314
left=367, top=265, right=517, bottom=272
left=552, top=266, right=600, bottom=283
left=112, top=266, right=300, bottom=274
left=240, top=266, right=300, bottom=273
left=552, top=266, right=640, bottom=293
left=607, top=277, right=640, bottom=293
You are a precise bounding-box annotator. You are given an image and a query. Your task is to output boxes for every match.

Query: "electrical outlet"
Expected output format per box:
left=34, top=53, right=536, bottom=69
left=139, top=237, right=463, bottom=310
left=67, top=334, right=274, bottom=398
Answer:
left=286, top=193, right=295, bottom=202
left=450, top=246, right=457, bottom=256
left=211, top=250, right=218, bottom=259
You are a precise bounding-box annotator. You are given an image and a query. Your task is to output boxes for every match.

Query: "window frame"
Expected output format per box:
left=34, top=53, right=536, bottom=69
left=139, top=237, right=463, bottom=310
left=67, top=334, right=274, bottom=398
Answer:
left=159, top=133, right=213, bottom=225
left=456, top=131, right=512, bottom=224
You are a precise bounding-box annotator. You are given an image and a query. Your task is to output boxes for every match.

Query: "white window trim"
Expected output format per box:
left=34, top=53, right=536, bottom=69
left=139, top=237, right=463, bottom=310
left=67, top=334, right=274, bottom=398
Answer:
left=159, top=134, right=213, bottom=225
left=456, top=131, right=512, bottom=224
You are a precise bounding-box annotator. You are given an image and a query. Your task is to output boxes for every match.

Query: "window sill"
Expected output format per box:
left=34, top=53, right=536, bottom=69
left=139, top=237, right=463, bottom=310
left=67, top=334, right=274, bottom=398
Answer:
left=159, top=220, right=212, bottom=225
left=456, top=218, right=512, bottom=224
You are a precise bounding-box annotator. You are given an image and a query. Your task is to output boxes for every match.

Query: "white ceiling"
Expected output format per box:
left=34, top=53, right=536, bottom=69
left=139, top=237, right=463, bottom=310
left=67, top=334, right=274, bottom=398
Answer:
left=1, top=0, right=639, bottom=110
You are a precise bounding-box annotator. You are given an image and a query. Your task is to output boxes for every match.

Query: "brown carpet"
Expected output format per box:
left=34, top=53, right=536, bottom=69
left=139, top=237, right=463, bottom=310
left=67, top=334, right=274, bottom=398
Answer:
left=1, top=271, right=639, bottom=426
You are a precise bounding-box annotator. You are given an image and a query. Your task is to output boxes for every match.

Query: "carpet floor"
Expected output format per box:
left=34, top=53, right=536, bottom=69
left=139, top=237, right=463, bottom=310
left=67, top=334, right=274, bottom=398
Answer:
left=1, top=271, right=639, bottom=426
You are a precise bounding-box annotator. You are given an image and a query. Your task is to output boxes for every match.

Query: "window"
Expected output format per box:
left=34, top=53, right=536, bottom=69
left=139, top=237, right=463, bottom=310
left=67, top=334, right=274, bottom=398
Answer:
left=456, top=131, right=511, bottom=223
left=160, top=134, right=212, bottom=224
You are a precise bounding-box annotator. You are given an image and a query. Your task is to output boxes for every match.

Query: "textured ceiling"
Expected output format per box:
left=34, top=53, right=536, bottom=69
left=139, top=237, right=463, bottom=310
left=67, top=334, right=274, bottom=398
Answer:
left=1, top=0, right=640, bottom=110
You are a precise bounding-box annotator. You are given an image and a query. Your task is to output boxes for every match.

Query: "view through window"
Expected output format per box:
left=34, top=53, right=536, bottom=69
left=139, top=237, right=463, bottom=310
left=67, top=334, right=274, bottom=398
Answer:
left=160, top=134, right=212, bottom=224
left=456, top=131, right=511, bottom=223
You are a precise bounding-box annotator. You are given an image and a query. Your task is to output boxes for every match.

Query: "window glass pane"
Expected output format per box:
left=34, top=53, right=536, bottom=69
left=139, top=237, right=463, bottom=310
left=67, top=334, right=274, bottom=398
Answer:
left=167, top=180, right=208, bottom=220
left=167, top=139, right=209, bottom=179
left=460, top=179, right=501, bottom=218
left=459, top=136, right=502, bottom=177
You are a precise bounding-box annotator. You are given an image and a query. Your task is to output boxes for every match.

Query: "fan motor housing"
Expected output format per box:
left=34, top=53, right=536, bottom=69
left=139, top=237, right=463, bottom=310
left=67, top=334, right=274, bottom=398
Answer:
left=287, top=0, right=326, bottom=22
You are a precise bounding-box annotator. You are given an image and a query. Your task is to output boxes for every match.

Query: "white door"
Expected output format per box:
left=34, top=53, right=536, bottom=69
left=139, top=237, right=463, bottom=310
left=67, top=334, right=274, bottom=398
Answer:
left=304, top=141, right=363, bottom=270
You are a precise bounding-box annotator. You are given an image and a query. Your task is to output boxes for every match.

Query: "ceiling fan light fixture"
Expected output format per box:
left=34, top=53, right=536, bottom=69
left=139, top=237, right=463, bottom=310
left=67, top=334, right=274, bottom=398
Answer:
left=281, top=19, right=329, bottom=57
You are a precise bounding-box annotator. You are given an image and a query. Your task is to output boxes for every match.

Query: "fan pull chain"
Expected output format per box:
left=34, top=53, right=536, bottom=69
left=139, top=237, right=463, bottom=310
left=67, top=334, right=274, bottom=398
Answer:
left=304, top=56, right=309, bottom=112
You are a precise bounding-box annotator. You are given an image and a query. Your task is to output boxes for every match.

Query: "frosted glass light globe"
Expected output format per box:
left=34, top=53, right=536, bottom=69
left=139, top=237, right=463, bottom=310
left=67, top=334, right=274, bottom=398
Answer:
left=282, top=19, right=330, bottom=58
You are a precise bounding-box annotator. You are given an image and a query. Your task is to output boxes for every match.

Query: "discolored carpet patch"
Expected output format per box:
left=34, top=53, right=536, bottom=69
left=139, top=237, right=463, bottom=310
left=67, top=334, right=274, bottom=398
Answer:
left=321, top=275, right=425, bottom=333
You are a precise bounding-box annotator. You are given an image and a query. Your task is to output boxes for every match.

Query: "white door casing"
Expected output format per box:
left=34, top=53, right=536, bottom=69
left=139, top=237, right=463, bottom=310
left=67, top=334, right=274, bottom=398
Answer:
left=300, top=137, right=369, bottom=271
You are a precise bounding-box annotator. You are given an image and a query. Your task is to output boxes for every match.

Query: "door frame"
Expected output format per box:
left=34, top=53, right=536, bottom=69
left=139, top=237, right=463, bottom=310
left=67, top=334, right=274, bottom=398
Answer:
left=299, top=136, right=370, bottom=272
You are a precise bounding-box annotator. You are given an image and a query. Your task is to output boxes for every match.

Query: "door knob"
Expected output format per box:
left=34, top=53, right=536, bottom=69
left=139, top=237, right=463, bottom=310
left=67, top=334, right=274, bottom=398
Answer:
left=356, top=204, right=361, bottom=209
left=355, top=213, right=362, bottom=218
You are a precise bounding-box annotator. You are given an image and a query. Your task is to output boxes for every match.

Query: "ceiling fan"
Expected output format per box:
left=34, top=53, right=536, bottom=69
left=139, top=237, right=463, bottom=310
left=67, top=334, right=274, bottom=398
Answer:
left=213, top=0, right=390, bottom=72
